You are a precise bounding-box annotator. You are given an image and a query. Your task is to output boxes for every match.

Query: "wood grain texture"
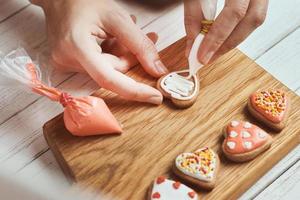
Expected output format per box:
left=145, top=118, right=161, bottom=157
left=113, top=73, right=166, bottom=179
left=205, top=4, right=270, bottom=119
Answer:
left=0, top=0, right=299, bottom=199
left=43, top=38, right=300, bottom=200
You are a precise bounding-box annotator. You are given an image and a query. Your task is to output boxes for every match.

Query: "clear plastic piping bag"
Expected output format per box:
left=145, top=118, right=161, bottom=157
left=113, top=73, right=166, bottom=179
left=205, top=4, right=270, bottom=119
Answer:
left=188, top=0, right=218, bottom=78
left=0, top=48, right=122, bottom=136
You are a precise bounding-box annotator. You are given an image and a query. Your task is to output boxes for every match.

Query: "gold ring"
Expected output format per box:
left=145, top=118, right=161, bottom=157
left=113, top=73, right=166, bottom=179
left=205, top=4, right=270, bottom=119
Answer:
left=200, top=20, right=214, bottom=34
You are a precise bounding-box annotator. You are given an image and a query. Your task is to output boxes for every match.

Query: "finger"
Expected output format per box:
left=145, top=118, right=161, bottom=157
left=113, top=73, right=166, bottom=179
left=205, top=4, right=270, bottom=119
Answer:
left=210, top=0, right=268, bottom=62
left=198, top=0, right=250, bottom=64
left=184, top=0, right=204, bottom=57
left=101, top=32, right=158, bottom=57
left=101, top=32, right=159, bottom=73
left=103, top=8, right=168, bottom=78
left=75, top=36, right=163, bottom=104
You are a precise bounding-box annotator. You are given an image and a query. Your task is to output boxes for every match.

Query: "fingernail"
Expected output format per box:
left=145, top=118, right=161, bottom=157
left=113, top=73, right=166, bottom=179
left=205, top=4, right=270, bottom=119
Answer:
left=148, top=94, right=163, bottom=105
left=155, top=60, right=169, bottom=75
left=200, top=51, right=214, bottom=65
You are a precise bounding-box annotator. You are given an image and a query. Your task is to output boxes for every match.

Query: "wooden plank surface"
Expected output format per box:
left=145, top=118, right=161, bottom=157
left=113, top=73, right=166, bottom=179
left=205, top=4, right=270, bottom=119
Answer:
left=44, top=38, right=300, bottom=200
left=255, top=159, right=300, bottom=200
left=240, top=145, right=300, bottom=200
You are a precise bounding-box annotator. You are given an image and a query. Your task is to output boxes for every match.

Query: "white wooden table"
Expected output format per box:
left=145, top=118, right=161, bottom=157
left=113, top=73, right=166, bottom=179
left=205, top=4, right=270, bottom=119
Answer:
left=0, top=1, right=299, bottom=199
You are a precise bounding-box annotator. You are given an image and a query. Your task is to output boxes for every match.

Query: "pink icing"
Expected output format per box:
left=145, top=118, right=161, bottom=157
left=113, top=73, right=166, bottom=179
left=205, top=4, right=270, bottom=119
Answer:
left=250, top=90, right=288, bottom=123
left=27, top=63, right=122, bottom=136
left=224, top=121, right=270, bottom=154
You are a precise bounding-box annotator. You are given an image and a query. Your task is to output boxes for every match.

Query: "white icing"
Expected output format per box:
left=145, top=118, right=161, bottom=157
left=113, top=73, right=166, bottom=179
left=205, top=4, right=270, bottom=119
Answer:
left=258, top=131, right=267, bottom=139
left=175, top=148, right=216, bottom=182
left=244, top=141, right=253, bottom=149
left=231, top=121, right=239, bottom=127
left=160, top=70, right=199, bottom=100
left=151, top=178, right=197, bottom=200
left=244, top=122, right=252, bottom=129
left=229, top=131, right=238, bottom=138
left=227, top=141, right=236, bottom=149
left=241, top=131, right=251, bottom=138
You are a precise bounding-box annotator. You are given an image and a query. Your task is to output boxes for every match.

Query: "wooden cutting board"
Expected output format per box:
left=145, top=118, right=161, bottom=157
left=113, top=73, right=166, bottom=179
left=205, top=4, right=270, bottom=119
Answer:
left=43, top=38, right=300, bottom=200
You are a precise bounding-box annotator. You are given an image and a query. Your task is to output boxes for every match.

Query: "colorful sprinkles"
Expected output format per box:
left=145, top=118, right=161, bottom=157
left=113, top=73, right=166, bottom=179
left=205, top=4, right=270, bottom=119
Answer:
left=254, top=90, right=286, bottom=116
left=176, top=147, right=216, bottom=180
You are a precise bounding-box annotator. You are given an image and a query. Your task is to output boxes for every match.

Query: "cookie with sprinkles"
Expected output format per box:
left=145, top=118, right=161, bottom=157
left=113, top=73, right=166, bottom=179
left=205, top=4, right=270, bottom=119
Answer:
left=148, top=176, right=199, bottom=200
left=173, top=147, right=219, bottom=190
left=222, top=121, right=272, bottom=162
left=248, top=89, right=290, bottom=131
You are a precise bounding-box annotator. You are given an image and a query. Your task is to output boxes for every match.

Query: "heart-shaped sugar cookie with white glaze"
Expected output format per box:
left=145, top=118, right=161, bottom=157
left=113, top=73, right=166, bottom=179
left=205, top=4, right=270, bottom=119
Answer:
left=157, top=70, right=199, bottom=108
left=173, top=147, right=219, bottom=190
left=222, top=121, right=272, bottom=162
left=248, top=89, right=290, bottom=131
left=148, top=176, right=198, bottom=200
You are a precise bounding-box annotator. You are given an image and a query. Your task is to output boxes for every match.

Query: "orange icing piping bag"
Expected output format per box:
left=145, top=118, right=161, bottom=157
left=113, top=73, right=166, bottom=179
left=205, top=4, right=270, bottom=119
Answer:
left=0, top=48, right=122, bottom=136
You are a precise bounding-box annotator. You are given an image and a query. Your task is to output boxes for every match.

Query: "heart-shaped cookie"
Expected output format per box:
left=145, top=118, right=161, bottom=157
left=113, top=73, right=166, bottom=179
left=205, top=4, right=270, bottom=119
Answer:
left=248, top=89, right=290, bottom=131
left=157, top=70, right=199, bottom=108
left=173, top=147, right=219, bottom=190
left=222, top=121, right=272, bottom=162
left=148, top=176, right=198, bottom=200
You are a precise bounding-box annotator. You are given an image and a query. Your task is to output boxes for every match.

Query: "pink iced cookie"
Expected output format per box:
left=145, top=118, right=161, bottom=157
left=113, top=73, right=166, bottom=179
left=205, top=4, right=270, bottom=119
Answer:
left=248, top=89, right=290, bottom=131
left=222, top=121, right=272, bottom=162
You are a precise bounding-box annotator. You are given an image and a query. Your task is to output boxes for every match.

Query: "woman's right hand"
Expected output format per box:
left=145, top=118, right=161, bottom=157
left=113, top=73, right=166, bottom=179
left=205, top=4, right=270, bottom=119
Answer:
left=31, top=0, right=169, bottom=105
left=184, top=0, right=268, bottom=64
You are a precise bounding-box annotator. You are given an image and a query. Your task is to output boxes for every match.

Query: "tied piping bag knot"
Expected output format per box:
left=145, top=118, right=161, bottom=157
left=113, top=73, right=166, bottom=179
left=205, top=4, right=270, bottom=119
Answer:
left=59, top=92, right=73, bottom=107
left=0, top=48, right=122, bottom=136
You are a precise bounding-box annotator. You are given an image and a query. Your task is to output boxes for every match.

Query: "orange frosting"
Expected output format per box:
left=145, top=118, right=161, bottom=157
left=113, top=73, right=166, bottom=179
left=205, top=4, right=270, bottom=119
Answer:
left=27, top=63, right=122, bottom=136
left=250, top=90, right=287, bottom=123
left=63, top=96, right=122, bottom=136
left=224, top=121, right=270, bottom=154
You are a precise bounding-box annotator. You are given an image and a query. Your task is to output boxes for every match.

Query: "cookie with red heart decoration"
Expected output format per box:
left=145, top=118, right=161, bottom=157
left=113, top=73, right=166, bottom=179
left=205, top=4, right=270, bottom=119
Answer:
left=222, top=121, right=272, bottom=162
left=148, top=176, right=198, bottom=200
left=248, top=89, right=290, bottom=131
left=173, top=147, right=219, bottom=190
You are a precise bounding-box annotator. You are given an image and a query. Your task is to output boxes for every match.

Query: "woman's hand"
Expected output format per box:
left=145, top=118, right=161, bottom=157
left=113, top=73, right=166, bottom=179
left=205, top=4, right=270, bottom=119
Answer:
left=31, top=0, right=168, bottom=105
left=184, top=0, right=268, bottom=64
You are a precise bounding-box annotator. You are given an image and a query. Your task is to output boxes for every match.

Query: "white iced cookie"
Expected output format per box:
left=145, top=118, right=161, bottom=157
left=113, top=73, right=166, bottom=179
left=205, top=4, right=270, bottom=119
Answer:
left=173, top=147, right=219, bottom=190
left=157, top=70, right=199, bottom=108
left=149, top=176, right=198, bottom=200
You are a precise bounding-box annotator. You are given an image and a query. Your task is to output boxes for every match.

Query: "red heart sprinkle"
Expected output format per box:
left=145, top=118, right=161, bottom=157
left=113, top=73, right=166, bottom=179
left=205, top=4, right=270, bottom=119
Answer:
left=188, top=191, right=196, bottom=198
left=152, top=192, right=161, bottom=199
left=173, top=181, right=181, bottom=189
left=156, top=176, right=166, bottom=184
